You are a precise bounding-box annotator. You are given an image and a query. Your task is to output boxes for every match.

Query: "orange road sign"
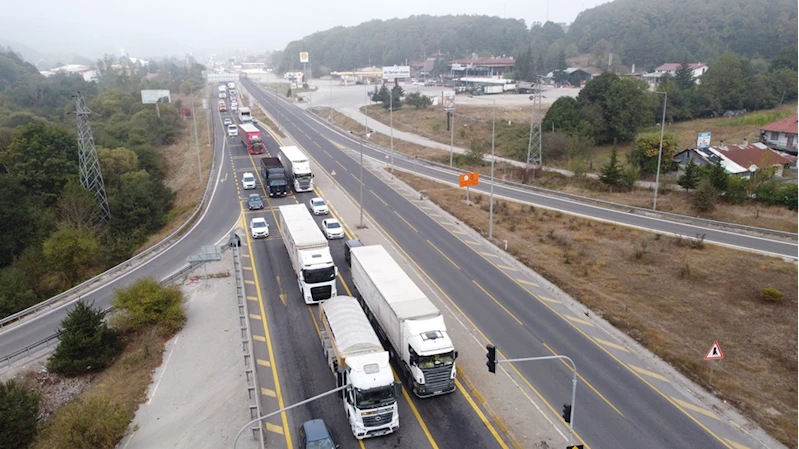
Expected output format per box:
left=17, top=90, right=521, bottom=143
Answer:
left=460, top=172, right=479, bottom=188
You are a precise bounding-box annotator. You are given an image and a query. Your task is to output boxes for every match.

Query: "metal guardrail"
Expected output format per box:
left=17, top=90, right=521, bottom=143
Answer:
left=0, top=91, right=219, bottom=329
left=0, top=248, right=230, bottom=368
left=299, top=106, right=798, bottom=242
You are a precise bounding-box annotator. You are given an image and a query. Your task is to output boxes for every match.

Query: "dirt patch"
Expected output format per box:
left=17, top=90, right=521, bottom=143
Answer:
left=134, top=93, right=215, bottom=254
left=393, top=170, right=798, bottom=447
left=17, top=367, right=97, bottom=421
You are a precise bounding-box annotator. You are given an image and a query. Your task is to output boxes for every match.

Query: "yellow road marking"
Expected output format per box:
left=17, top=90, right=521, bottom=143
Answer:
left=542, top=343, right=624, bottom=418
left=455, top=379, right=510, bottom=449
left=565, top=315, right=594, bottom=327
left=248, top=314, right=262, bottom=320
left=429, top=213, right=443, bottom=218
left=452, top=230, right=467, bottom=235
left=244, top=280, right=255, bottom=285
left=370, top=189, right=389, bottom=206
left=629, top=365, right=669, bottom=382
left=265, top=422, right=284, bottom=434
left=428, top=240, right=461, bottom=270
left=276, top=275, right=287, bottom=307
left=465, top=240, right=481, bottom=245
left=261, top=387, right=276, bottom=397
left=481, top=252, right=499, bottom=258
left=336, top=160, right=348, bottom=171
left=593, top=337, right=630, bottom=353
left=516, top=278, right=539, bottom=287
left=534, top=294, right=560, bottom=304
left=257, top=359, right=271, bottom=367
left=672, top=397, right=721, bottom=421
left=724, top=439, right=751, bottom=449
left=395, top=211, right=419, bottom=233
left=472, top=280, right=523, bottom=326
left=252, top=335, right=266, bottom=342
left=246, top=295, right=257, bottom=301
left=496, top=264, right=518, bottom=272
left=440, top=221, right=458, bottom=226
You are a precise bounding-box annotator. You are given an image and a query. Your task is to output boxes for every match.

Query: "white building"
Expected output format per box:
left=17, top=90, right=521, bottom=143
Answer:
left=40, top=64, right=98, bottom=82
left=642, top=62, right=709, bottom=88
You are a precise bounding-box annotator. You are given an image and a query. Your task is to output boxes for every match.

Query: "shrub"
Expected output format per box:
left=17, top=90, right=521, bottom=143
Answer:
left=111, top=277, right=186, bottom=335
left=44, top=395, right=129, bottom=449
left=693, top=179, right=717, bottom=212
left=761, top=287, right=784, bottom=302
left=0, top=380, right=41, bottom=449
left=724, top=176, right=748, bottom=205
left=48, top=300, right=121, bottom=377
left=634, top=238, right=649, bottom=260
left=689, top=233, right=706, bottom=250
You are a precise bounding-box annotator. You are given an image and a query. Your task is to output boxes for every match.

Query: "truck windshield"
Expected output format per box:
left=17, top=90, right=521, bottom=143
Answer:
left=417, top=351, right=455, bottom=369
left=296, top=172, right=312, bottom=180
left=252, top=141, right=263, bottom=152
left=268, top=180, right=286, bottom=187
left=355, top=385, right=395, bottom=409
left=303, top=266, right=335, bottom=284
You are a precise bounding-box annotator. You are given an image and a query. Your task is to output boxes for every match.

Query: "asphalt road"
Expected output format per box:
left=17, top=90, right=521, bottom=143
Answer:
left=242, top=79, right=755, bottom=449
left=0, top=106, right=240, bottom=361
left=223, top=108, right=505, bottom=449
left=262, top=83, right=798, bottom=259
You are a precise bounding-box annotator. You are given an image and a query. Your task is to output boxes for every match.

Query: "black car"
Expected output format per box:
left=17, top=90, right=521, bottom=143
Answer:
left=344, top=239, right=364, bottom=267
left=247, top=193, right=264, bottom=210
left=298, top=420, right=338, bottom=449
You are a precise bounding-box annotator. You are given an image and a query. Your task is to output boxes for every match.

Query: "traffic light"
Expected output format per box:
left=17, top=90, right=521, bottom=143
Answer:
left=485, top=344, right=496, bottom=374
left=562, top=404, right=572, bottom=423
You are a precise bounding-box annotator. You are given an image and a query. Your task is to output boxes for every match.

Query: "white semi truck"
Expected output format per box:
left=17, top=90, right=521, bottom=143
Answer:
left=278, top=204, right=337, bottom=303
left=320, top=296, right=401, bottom=439
left=217, top=85, right=226, bottom=99
left=278, top=145, right=314, bottom=192
left=351, top=245, right=458, bottom=397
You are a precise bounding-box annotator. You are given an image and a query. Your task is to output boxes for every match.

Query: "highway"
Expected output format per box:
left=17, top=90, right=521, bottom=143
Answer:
left=219, top=104, right=505, bottom=449
left=242, top=78, right=764, bottom=449
left=0, top=105, right=240, bottom=361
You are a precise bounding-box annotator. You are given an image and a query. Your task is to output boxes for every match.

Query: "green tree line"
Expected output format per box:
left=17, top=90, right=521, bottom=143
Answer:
left=0, top=49, right=203, bottom=319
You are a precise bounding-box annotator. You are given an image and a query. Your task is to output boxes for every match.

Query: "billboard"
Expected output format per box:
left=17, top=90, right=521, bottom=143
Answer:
left=442, top=91, right=455, bottom=112
left=697, top=132, right=711, bottom=148
left=141, top=89, right=171, bottom=104
left=459, top=172, right=479, bottom=187
left=299, top=52, right=309, bottom=63
left=382, top=65, right=411, bottom=79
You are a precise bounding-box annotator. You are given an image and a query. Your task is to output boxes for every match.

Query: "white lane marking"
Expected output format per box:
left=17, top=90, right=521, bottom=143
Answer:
left=148, top=335, right=180, bottom=405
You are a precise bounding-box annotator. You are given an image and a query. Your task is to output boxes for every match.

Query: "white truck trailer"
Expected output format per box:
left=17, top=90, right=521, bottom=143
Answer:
left=278, top=145, right=314, bottom=192
left=320, top=296, right=401, bottom=439
left=217, top=85, right=226, bottom=99
left=278, top=204, right=337, bottom=303
left=350, top=245, right=457, bottom=397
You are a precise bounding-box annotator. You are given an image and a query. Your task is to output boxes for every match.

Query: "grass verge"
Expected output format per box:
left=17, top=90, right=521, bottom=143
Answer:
left=392, top=170, right=798, bottom=447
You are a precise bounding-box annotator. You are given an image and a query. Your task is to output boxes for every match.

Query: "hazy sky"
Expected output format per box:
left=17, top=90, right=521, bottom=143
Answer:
left=0, top=0, right=609, bottom=61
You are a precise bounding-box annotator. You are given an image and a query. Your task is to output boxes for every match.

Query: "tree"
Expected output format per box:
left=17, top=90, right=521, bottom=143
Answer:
left=542, top=97, right=581, bottom=134
left=111, top=277, right=186, bottom=335
left=705, top=161, right=729, bottom=192
left=674, top=57, right=695, bottom=90
left=629, top=132, right=679, bottom=174
left=693, top=178, right=718, bottom=212
left=465, top=139, right=489, bottom=164
left=577, top=73, right=652, bottom=144
left=770, top=45, right=798, bottom=72
left=57, top=180, right=100, bottom=233
left=389, top=85, right=404, bottom=110
left=769, top=68, right=798, bottom=104
left=0, top=379, right=41, bottom=449
left=405, top=92, right=432, bottom=109
left=48, top=300, right=121, bottom=376
left=701, top=54, right=749, bottom=111
left=600, top=147, right=624, bottom=192
left=43, top=223, right=101, bottom=289
left=678, top=159, right=701, bottom=191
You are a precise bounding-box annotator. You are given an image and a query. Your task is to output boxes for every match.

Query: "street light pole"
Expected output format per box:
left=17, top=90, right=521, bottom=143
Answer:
left=489, top=99, right=496, bottom=240
left=653, top=91, right=668, bottom=210
left=329, top=76, right=332, bottom=121
left=390, top=90, right=395, bottom=171
left=232, top=384, right=347, bottom=449
left=449, top=110, right=455, bottom=167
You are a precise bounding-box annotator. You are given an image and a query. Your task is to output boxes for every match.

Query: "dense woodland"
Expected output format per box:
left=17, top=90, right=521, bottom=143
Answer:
left=0, top=49, right=205, bottom=319
left=277, top=0, right=797, bottom=75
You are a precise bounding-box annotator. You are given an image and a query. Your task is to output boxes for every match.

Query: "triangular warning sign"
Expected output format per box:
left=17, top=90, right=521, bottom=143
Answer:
left=704, top=341, right=723, bottom=360
left=331, top=170, right=336, bottom=176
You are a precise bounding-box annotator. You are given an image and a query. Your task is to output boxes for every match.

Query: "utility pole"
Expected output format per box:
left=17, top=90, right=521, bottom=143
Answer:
left=489, top=99, right=496, bottom=239
left=74, top=92, right=110, bottom=223
left=526, top=76, right=543, bottom=175
left=653, top=91, right=668, bottom=210
left=390, top=90, right=395, bottom=171
left=329, top=76, right=333, bottom=121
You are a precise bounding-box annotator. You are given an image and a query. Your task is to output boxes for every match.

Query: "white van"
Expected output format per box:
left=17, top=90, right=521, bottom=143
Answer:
left=227, top=124, right=238, bottom=137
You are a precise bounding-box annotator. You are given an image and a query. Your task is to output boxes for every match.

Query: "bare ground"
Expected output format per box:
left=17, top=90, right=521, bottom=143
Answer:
left=393, top=170, right=798, bottom=448
left=134, top=94, right=216, bottom=254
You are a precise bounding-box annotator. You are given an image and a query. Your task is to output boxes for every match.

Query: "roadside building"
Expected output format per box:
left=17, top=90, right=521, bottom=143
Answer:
left=674, top=140, right=797, bottom=178
left=544, top=68, right=593, bottom=86
left=642, top=62, right=708, bottom=88
left=447, top=56, right=514, bottom=78
left=759, top=114, right=798, bottom=154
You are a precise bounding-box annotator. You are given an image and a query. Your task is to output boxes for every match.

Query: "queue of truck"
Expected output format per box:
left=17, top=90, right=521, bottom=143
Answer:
left=220, top=96, right=457, bottom=439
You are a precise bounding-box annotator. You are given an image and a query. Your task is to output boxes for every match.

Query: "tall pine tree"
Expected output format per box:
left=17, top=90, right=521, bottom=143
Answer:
left=678, top=159, right=701, bottom=191
left=675, top=57, right=695, bottom=90
left=600, top=146, right=624, bottom=192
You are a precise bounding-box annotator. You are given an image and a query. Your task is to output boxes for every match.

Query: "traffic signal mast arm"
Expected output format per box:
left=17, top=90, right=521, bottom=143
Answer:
left=485, top=345, right=579, bottom=445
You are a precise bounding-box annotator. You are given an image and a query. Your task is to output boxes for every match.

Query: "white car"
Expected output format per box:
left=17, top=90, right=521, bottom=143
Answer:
left=250, top=218, right=269, bottom=239
left=227, top=124, right=238, bottom=136
left=308, top=197, right=328, bottom=215
left=321, top=218, right=344, bottom=239
left=242, top=172, right=256, bottom=190
left=223, top=118, right=232, bottom=125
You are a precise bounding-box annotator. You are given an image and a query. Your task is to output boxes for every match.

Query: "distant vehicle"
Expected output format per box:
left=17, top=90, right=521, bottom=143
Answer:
left=227, top=82, right=236, bottom=90
left=239, top=107, right=252, bottom=123
left=412, top=81, right=424, bottom=86
left=298, top=420, right=339, bottom=449
left=321, top=218, right=344, bottom=240
left=424, top=81, right=434, bottom=86
left=218, top=102, right=227, bottom=112
left=278, top=204, right=337, bottom=303
left=230, top=103, right=238, bottom=111
left=227, top=124, right=238, bottom=136
left=250, top=218, right=269, bottom=239
left=223, top=118, right=232, bottom=125
left=247, top=193, right=264, bottom=210
left=308, top=197, right=328, bottom=215
left=241, top=172, right=256, bottom=190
